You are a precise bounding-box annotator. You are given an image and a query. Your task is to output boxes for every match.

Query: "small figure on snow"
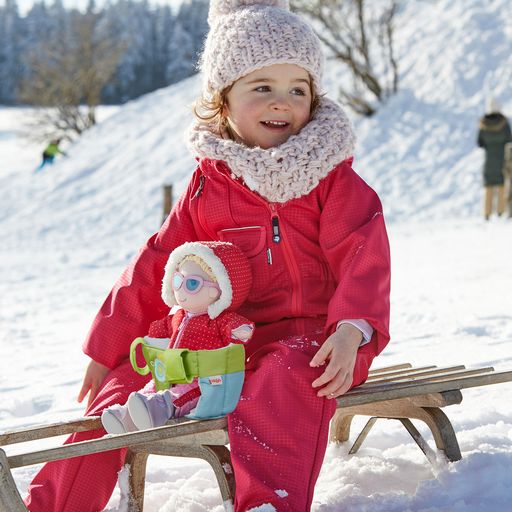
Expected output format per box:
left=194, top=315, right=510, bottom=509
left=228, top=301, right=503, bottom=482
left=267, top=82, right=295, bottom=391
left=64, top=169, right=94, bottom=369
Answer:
left=36, top=139, right=66, bottom=171
left=477, top=97, right=512, bottom=220
left=101, top=241, right=254, bottom=433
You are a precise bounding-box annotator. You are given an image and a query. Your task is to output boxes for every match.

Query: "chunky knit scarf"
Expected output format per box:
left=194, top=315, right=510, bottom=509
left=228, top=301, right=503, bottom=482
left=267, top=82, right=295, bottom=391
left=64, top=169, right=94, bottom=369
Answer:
left=187, top=97, right=356, bottom=203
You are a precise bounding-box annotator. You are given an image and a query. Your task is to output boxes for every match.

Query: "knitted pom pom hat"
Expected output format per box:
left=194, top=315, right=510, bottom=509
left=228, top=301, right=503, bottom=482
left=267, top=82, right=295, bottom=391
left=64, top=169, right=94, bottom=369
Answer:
left=200, top=0, right=324, bottom=94
left=162, top=241, right=252, bottom=319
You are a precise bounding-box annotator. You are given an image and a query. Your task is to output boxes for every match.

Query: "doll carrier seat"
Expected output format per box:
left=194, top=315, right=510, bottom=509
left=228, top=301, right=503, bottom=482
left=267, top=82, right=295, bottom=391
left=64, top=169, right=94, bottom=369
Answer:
left=130, top=337, right=245, bottom=419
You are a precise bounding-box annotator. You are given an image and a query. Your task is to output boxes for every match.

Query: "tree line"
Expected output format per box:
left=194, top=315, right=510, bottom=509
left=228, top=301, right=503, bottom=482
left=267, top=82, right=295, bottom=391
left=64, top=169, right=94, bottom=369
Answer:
left=0, top=0, right=209, bottom=107
left=0, top=0, right=400, bottom=141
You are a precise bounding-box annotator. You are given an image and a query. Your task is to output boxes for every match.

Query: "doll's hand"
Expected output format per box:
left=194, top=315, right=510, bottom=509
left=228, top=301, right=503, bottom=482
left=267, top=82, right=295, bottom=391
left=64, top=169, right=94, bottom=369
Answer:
left=310, top=324, right=362, bottom=398
left=231, top=324, right=254, bottom=342
left=77, top=359, right=110, bottom=409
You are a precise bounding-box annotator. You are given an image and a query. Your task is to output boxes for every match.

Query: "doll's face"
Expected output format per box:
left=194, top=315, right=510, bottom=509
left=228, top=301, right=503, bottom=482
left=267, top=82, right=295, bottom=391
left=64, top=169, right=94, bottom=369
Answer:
left=173, top=259, right=220, bottom=314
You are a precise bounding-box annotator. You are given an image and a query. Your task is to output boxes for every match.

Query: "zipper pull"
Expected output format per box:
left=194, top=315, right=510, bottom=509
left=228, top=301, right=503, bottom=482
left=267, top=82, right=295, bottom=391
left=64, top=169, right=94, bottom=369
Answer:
left=271, top=216, right=281, bottom=243
left=193, top=174, right=205, bottom=199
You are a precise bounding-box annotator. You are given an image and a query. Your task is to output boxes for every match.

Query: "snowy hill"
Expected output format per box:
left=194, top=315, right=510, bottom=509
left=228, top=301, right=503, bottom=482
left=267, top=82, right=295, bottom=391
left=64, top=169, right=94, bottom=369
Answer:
left=2, top=0, right=512, bottom=257
left=1, top=0, right=512, bottom=511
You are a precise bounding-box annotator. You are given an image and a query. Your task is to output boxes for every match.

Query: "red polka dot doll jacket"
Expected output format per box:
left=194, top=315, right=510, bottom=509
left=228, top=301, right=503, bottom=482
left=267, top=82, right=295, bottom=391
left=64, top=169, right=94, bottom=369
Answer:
left=148, top=308, right=254, bottom=351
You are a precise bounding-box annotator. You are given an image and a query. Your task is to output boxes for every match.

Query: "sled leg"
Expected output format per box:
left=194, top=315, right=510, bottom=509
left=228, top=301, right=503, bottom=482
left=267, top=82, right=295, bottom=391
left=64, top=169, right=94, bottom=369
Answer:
left=125, top=449, right=149, bottom=512
left=126, top=441, right=235, bottom=511
left=348, top=417, right=378, bottom=454
left=329, top=413, right=354, bottom=443
left=202, top=445, right=236, bottom=510
left=0, top=449, right=27, bottom=512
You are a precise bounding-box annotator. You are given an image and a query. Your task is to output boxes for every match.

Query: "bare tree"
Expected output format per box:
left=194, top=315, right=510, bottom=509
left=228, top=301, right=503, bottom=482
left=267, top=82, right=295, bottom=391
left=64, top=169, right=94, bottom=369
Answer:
left=19, top=8, right=122, bottom=141
left=292, top=0, right=399, bottom=116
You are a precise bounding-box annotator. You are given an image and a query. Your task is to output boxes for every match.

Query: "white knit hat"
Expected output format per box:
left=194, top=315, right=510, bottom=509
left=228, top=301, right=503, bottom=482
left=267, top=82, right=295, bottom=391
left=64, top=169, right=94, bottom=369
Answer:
left=485, top=96, right=501, bottom=114
left=200, top=0, right=324, bottom=94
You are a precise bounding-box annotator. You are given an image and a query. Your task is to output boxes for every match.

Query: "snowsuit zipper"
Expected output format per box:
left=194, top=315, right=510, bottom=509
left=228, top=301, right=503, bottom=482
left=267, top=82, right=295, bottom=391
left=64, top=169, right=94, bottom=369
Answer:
left=216, top=170, right=303, bottom=317
left=195, top=174, right=218, bottom=240
left=194, top=174, right=205, bottom=198
left=271, top=215, right=281, bottom=243
left=268, top=203, right=302, bottom=317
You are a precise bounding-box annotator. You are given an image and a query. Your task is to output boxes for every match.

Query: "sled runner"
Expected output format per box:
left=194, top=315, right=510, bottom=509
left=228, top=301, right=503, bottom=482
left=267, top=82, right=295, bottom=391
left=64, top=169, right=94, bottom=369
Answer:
left=1, top=362, right=512, bottom=512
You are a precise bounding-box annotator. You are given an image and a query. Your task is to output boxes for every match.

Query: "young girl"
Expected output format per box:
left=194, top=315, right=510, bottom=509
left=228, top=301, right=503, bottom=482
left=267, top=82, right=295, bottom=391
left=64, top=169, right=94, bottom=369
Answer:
left=24, top=0, right=391, bottom=511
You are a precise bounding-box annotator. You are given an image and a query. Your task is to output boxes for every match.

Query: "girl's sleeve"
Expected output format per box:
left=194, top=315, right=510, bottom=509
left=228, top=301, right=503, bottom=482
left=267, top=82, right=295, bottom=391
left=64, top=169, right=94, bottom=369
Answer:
left=319, top=160, right=391, bottom=384
left=82, top=170, right=202, bottom=369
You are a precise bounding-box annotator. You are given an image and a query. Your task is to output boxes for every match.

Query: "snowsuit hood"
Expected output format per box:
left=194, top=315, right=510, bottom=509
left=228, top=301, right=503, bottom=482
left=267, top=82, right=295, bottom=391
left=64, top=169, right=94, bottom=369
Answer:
left=161, top=241, right=252, bottom=319
left=479, top=113, right=508, bottom=132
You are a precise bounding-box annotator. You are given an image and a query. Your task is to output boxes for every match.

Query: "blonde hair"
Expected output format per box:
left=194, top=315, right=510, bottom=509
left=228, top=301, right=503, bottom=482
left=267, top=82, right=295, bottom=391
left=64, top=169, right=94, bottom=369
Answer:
left=193, top=78, right=321, bottom=139
left=178, top=254, right=217, bottom=281
left=193, top=86, right=233, bottom=136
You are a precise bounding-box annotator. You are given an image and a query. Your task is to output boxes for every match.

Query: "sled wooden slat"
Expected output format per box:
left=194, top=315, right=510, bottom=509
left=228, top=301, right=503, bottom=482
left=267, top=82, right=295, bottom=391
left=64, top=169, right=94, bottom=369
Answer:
left=366, top=364, right=436, bottom=380
left=7, top=418, right=228, bottom=469
left=367, top=362, right=412, bottom=375
left=365, top=365, right=465, bottom=382
left=1, top=363, right=512, bottom=512
left=0, top=417, right=102, bottom=446
left=357, top=366, right=495, bottom=389
left=336, top=369, right=512, bottom=407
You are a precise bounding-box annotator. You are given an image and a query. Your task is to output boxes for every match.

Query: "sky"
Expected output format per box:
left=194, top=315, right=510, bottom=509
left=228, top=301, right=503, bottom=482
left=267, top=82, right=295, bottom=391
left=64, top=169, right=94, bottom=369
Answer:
left=1, top=0, right=512, bottom=510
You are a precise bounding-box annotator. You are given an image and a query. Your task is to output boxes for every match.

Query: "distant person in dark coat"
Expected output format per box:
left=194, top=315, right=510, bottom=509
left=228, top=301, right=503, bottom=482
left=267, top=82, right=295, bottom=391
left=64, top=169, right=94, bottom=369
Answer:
left=477, top=97, right=512, bottom=220
left=504, top=142, right=512, bottom=218
left=36, top=139, right=66, bottom=171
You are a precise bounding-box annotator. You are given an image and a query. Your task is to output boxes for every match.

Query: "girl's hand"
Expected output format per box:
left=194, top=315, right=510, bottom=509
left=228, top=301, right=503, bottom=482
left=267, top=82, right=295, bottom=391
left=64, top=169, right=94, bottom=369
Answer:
left=77, top=359, right=110, bottom=409
left=310, top=323, right=362, bottom=398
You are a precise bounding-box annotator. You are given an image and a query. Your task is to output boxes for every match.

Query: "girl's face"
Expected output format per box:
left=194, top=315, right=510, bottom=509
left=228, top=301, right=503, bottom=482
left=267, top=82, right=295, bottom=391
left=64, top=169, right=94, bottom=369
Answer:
left=224, top=64, right=312, bottom=149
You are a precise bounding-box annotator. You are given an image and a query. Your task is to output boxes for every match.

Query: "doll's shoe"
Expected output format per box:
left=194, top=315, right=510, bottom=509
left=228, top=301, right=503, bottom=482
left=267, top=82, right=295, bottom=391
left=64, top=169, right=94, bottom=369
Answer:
left=101, top=404, right=138, bottom=434
left=127, top=390, right=175, bottom=430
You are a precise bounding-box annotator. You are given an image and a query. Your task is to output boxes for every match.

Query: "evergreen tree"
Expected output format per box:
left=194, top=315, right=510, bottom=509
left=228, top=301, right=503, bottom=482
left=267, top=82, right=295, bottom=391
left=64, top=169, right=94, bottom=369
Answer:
left=166, top=21, right=195, bottom=83
left=174, top=0, right=208, bottom=70
left=0, top=0, right=23, bottom=104
left=0, top=0, right=209, bottom=107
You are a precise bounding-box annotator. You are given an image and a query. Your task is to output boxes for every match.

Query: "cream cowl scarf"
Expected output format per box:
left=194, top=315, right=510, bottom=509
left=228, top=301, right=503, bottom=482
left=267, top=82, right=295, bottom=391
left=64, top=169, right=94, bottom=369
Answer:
left=187, top=98, right=356, bottom=204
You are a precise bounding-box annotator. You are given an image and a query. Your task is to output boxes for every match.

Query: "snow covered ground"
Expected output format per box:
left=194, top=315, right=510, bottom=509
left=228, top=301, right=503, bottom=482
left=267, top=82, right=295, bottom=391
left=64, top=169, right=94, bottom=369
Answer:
left=1, top=0, right=512, bottom=510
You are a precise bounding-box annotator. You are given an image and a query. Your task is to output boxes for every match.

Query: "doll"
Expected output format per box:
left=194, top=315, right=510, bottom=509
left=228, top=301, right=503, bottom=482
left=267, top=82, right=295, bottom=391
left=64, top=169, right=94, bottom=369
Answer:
left=101, top=241, right=254, bottom=433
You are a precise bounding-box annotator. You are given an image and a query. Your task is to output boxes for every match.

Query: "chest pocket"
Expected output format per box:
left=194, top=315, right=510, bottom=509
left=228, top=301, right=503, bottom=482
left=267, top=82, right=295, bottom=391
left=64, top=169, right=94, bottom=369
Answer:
left=218, top=226, right=274, bottom=304
left=218, top=226, right=266, bottom=258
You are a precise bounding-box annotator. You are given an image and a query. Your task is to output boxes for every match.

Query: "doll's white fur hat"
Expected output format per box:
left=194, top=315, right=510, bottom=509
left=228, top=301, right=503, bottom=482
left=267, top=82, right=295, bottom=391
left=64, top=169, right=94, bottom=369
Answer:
left=200, top=0, right=324, bottom=94
left=162, top=241, right=252, bottom=319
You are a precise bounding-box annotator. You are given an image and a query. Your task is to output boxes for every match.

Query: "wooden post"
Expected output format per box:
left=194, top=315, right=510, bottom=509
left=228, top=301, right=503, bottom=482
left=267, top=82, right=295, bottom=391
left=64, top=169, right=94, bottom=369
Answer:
left=162, top=185, right=173, bottom=225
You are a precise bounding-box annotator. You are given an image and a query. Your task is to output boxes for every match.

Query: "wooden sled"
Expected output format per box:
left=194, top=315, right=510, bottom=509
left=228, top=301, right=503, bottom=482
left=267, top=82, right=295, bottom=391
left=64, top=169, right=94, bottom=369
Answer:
left=1, top=363, right=512, bottom=512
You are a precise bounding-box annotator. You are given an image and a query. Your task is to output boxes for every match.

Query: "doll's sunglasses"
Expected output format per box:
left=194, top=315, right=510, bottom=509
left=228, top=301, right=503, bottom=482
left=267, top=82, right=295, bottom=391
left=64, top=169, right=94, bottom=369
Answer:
left=172, top=272, right=220, bottom=294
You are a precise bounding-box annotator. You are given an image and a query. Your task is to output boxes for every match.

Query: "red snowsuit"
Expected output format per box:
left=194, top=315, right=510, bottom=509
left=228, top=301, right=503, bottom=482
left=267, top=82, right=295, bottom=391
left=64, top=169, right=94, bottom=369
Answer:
left=25, top=157, right=390, bottom=511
